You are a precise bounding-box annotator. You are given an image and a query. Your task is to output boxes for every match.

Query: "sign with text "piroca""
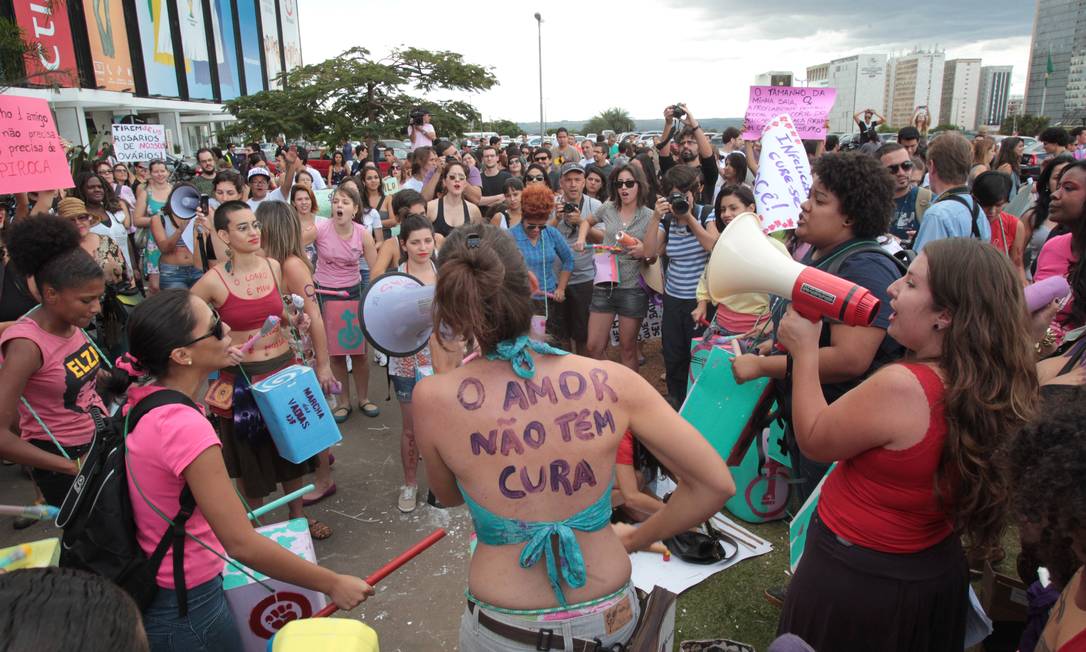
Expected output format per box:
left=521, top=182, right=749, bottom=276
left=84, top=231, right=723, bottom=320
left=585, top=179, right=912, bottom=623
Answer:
left=111, top=123, right=167, bottom=162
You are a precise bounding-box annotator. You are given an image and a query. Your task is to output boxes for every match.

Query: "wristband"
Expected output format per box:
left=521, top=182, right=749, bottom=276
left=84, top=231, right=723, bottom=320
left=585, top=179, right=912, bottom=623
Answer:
left=785, top=354, right=794, bottom=378
left=691, top=124, right=701, bottom=131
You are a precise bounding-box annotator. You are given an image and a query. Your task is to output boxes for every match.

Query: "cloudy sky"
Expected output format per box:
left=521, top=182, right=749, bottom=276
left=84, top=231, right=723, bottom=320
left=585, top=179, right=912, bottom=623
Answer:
left=298, top=0, right=1035, bottom=123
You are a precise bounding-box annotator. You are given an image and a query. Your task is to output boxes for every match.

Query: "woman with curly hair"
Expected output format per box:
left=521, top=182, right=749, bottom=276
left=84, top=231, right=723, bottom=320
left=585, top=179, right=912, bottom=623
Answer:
left=1009, top=395, right=1086, bottom=652
left=510, top=182, right=574, bottom=341
left=733, top=152, right=905, bottom=502
left=776, top=238, right=1040, bottom=650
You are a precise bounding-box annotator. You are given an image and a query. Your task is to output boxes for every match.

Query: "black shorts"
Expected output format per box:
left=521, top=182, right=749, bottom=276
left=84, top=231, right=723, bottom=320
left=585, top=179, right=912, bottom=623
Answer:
left=558, top=281, right=593, bottom=343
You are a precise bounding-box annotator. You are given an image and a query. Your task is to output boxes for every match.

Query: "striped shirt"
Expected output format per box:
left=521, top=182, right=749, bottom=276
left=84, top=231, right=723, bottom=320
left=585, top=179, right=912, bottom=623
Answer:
left=661, top=210, right=710, bottom=299
left=510, top=223, right=574, bottom=293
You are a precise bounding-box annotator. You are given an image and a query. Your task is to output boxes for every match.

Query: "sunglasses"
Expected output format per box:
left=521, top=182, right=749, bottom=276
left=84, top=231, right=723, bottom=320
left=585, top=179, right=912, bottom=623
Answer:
left=446, top=174, right=467, bottom=181
left=534, top=156, right=550, bottom=162
left=886, top=161, right=914, bottom=174
left=615, top=179, right=638, bottom=188
left=181, top=309, right=225, bottom=347
left=69, top=214, right=93, bottom=223
left=523, top=222, right=545, bottom=232
left=526, top=174, right=545, bottom=181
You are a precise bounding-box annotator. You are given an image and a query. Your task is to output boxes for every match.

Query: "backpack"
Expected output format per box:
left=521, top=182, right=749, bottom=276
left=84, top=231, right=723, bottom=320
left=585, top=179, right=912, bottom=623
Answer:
left=56, top=389, right=199, bottom=616
left=933, top=191, right=982, bottom=239
left=822, top=239, right=913, bottom=278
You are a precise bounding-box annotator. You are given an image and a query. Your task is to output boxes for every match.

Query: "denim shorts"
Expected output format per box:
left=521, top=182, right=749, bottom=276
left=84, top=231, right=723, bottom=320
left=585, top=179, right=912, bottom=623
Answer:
left=589, top=285, right=648, bottom=319
left=159, top=262, right=204, bottom=290
left=459, top=584, right=639, bottom=652
left=390, top=374, right=417, bottom=403
left=142, top=576, right=242, bottom=652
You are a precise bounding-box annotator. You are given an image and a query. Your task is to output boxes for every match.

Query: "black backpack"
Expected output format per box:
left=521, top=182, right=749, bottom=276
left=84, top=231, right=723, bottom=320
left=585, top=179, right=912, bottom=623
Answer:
left=56, top=389, right=199, bottom=616
left=822, top=240, right=913, bottom=278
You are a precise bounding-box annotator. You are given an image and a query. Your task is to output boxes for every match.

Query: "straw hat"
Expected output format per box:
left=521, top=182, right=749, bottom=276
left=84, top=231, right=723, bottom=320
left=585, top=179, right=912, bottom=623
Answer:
left=55, top=197, right=97, bottom=224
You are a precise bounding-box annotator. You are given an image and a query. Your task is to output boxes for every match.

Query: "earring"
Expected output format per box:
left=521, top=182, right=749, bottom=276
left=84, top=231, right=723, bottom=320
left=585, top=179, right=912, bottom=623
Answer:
left=933, top=324, right=941, bottom=331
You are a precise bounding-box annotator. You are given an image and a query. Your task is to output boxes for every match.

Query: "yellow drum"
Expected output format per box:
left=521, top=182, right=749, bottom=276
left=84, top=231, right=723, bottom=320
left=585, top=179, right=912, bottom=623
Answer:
left=269, top=618, right=379, bottom=652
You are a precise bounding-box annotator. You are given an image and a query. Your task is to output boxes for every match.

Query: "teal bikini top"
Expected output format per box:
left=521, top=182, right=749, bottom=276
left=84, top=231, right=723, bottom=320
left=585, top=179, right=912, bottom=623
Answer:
left=464, top=335, right=612, bottom=607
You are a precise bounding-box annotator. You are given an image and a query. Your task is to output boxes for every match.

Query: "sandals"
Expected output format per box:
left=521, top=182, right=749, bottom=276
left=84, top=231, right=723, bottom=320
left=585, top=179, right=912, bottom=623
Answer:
left=332, top=406, right=352, bottom=423
left=359, top=400, right=380, bottom=418
left=308, top=518, right=333, bottom=540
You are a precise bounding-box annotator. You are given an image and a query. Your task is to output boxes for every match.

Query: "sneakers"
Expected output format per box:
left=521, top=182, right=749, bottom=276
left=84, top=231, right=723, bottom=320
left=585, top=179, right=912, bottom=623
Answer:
left=398, top=484, right=418, bottom=513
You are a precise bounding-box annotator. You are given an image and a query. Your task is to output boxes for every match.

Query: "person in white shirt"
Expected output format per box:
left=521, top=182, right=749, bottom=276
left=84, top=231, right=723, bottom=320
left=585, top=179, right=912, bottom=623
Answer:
left=246, top=168, right=276, bottom=211
left=408, top=109, right=436, bottom=151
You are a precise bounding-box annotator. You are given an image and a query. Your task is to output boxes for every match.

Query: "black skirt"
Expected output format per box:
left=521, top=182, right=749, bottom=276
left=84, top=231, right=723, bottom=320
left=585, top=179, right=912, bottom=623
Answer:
left=778, top=512, right=968, bottom=652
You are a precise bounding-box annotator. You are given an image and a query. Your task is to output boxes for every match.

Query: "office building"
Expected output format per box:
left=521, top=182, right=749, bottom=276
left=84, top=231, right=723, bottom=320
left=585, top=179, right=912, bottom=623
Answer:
left=1025, top=0, right=1086, bottom=121
left=2, top=0, right=304, bottom=155
left=1007, top=94, right=1026, bottom=117
left=977, top=66, right=1013, bottom=128
left=755, top=71, right=794, bottom=87
left=940, top=58, right=981, bottom=130
left=885, top=49, right=946, bottom=128
left=807, top=54, right=887, bottom=133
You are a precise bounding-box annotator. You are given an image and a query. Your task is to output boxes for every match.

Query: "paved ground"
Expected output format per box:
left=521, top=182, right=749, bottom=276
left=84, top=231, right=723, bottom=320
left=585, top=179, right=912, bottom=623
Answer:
left=0, top=363, right=473, bottom=652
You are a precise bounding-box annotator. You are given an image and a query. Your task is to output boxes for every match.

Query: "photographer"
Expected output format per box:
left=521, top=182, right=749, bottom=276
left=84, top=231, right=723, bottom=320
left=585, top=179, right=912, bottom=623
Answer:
left=552, top=162, right=602, bottom=354
left=657, top=104, right=719, bottom=205
left=642, top=165, right=718, bottom=407
left=407, top=109, right=436, bottom=152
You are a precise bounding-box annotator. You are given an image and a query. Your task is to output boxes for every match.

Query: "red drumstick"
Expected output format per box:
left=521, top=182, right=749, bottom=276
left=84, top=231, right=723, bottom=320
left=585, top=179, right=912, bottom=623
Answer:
left=314, top=528, right=447, bottom=617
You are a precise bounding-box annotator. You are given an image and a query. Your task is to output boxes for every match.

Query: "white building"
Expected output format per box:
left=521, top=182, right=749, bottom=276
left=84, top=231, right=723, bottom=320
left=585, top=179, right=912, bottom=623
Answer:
left=807, top=54, right=887, bottom=134
left=885, top=49, right=946, bottom=128
left=977, top=66, right=1013, bottom=128
left=755, top=71, right=794, bottom=87
left=940, top=58, right=981, bottom=130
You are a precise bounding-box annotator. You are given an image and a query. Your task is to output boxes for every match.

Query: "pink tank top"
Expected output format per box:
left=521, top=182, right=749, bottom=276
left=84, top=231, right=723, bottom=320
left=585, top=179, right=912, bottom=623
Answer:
left=0, top=317, right=105, bottom=446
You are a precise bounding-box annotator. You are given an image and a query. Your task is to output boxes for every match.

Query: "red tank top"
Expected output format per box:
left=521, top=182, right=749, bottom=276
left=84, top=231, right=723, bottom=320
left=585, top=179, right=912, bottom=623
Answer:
left=212, top=261, right=283, bottom=331
left=818, top=363, right=954, bottom=553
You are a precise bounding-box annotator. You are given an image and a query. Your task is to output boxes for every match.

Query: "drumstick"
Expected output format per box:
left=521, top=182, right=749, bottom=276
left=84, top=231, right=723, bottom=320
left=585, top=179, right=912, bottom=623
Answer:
left=0, top=504, right=58, bottom=520
left=239, top=316, right=281, bottom=354
left=246, top=484, right=314, bottom=521
left=312, top=288, right=350, bottom=298
left=314, top=529, right=447, bottom=617
left=0, top=544, right=31, bottom=569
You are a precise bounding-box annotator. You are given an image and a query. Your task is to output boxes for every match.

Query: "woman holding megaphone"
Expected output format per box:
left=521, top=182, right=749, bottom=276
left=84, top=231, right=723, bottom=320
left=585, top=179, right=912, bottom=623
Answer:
left=773, top=237, right=1039, bottom=650
left=415, top=225, right=733, bottom=652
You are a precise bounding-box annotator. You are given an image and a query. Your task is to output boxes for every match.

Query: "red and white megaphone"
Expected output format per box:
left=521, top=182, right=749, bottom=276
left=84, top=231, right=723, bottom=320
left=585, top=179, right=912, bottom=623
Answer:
left=706, top=213, right=880, bottom=326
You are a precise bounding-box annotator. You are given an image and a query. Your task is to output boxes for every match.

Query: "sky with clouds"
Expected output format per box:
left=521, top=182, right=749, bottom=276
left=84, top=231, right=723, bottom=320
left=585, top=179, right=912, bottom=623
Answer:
left=298, top=0, right=1035, bottom=123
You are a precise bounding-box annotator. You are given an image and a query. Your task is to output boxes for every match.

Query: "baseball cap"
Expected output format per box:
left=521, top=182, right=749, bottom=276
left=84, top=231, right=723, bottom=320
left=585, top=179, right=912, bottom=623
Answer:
left=247, top=167, right=271, bottom=181
left=559, top=162, right=585, bottom=177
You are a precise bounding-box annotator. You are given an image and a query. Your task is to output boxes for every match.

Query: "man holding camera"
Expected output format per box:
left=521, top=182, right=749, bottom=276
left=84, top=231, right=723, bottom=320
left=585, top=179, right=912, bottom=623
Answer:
left=408, top=109, right=436, bottom=152
left=657, top=104, right=718, bottom=205
left=553, top=162, right=602, bottom=354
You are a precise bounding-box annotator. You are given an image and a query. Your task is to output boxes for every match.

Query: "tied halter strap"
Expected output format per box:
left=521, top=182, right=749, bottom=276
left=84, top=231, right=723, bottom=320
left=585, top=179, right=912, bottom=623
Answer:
left=484, top=335, right=568, bottom=378
left=467, top=335, right=612, bottom=607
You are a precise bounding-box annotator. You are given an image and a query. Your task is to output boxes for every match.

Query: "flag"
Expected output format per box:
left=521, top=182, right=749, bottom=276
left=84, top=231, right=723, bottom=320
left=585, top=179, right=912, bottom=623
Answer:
left=1045, top=49, right=1054, bottom=87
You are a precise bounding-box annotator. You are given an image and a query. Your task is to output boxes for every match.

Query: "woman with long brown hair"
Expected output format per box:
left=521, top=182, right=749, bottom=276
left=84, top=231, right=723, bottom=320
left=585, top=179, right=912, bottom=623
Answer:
left=415, top=225, right=732, bottom=651
left=776, top=238, right=1039, bottom=650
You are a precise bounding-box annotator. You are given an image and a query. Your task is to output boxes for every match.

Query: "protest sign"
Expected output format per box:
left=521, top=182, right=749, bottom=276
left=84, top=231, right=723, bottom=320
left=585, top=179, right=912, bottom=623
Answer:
left=754, top=114, right=812, bottom=234
left=322, top=300, right=367, bottom=356
left=0, top=96, right=74, bottom=194
left=111, top=124, right=167, bottom=162
left=742, top=86, right=835, bottom=141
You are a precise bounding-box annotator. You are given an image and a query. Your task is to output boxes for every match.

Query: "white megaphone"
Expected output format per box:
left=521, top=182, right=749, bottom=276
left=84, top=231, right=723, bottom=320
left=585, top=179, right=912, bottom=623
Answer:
left=166, top=183, right=202, bottom=219
left=359, top=272, right=436, bottom=356
left=706, top=213, right=880, bottom=327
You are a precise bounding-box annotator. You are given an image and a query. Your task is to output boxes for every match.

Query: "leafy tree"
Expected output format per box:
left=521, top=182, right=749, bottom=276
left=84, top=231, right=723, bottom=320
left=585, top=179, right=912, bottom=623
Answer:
left=583, top=108, right=635, bottom=135
left=0, top=3, right=80, bottom=92
left=223, top=47, right=497, bottom=147
left=875, top=123, right=896, bottom=133
left=480, top=119, right=524, bottom=137
left=999, top=114, right=1049, bottom=137
left=932, top=123, right=961, bottom=133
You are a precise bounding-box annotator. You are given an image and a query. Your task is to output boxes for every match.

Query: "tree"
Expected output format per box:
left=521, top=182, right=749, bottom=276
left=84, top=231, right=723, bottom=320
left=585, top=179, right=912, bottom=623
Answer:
left=999, top=114, right=1049, bottom=137
left=480, top=119, right=524, bottom=137
left=583, top=108, right=635, bottom=135
left=223, top=47, right=498, bottom=146
left=0, top=2, right=80, bottom=92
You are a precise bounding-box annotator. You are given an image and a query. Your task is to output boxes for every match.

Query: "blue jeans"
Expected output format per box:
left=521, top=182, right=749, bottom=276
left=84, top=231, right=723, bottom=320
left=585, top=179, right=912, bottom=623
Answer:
left=159, top=262, right=204, bottom=289
left=143, top=576, right=242, bottom=652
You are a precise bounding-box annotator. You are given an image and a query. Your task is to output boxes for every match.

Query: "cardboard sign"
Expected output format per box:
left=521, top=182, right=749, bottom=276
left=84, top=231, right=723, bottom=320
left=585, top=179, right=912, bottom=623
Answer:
left=111, top=123, right=166, bottom=162
left=743, top=86, right=836, bottom=141
left=607, top=298, right=661, bottom=346
left=322, top=299, right=366, bottom=356
left=222, top=518, right=327, bottom=652
left=0, top=96, right=74, bottom=194
left=250, top=364, right=342, bottom=464
left=754, top=114, right=813, bottom=234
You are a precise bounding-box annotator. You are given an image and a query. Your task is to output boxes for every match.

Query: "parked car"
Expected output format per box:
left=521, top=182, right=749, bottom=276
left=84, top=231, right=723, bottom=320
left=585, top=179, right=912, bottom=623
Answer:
left=1020, top=140, right=1049, bottom=180
left=379, top=139, right=410, bottom=162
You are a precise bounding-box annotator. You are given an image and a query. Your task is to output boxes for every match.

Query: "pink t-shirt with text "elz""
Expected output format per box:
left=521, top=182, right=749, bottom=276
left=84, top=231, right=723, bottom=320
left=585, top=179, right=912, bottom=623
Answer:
left=124, top=385, right=225, bottom=589
left=0, top=317, right=104, bottom=447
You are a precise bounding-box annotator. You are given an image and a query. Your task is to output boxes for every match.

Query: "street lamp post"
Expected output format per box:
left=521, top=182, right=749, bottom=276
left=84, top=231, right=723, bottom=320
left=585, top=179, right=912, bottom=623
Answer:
left=534, top=12, right=544, bottom=142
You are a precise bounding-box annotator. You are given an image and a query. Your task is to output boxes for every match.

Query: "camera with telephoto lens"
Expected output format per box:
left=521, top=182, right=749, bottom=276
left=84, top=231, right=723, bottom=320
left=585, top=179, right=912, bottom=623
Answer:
left=410, top=108, right=427, bottom=126
left=668, top=191, right=690, bottom=215
left=670, top=104, right=686, bottom=120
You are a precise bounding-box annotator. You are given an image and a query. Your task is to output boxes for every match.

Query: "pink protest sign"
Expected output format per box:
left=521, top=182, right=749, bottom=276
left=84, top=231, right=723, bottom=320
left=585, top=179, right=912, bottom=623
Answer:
left=0, top=96, right=73, bottom=194
left=742, top=86, right=836, bottom=141
left=754, top=114, right=812, bottom=234
left=322, top=300, right=367, bottom=356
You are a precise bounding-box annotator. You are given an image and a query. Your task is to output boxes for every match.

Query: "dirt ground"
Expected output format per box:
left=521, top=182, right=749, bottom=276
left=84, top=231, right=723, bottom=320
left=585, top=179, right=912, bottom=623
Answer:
left=0, top=341, right=672, bottom=651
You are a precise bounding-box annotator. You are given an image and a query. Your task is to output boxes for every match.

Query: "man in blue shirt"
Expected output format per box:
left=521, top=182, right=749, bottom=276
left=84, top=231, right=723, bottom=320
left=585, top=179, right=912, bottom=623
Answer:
left=914, top=132, right=990, bottom=251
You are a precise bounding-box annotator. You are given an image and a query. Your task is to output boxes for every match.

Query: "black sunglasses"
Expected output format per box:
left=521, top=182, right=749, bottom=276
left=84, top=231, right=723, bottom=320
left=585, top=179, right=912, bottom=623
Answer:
left=886, top=160, right=914, bottom=174
left=181, top=309, right=225, bottom=347
left=523, top=222, right=545, bottom=232
left=525, top=174, right=545, bottom=181
left=534, top=156, right=550, bottom=162
left=615, top=179, right=638, bottom=188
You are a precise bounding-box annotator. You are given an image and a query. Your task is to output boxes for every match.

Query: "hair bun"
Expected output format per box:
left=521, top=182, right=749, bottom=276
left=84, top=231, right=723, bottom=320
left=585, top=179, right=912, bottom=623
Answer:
left=4, top=214, right=82, bottom=279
